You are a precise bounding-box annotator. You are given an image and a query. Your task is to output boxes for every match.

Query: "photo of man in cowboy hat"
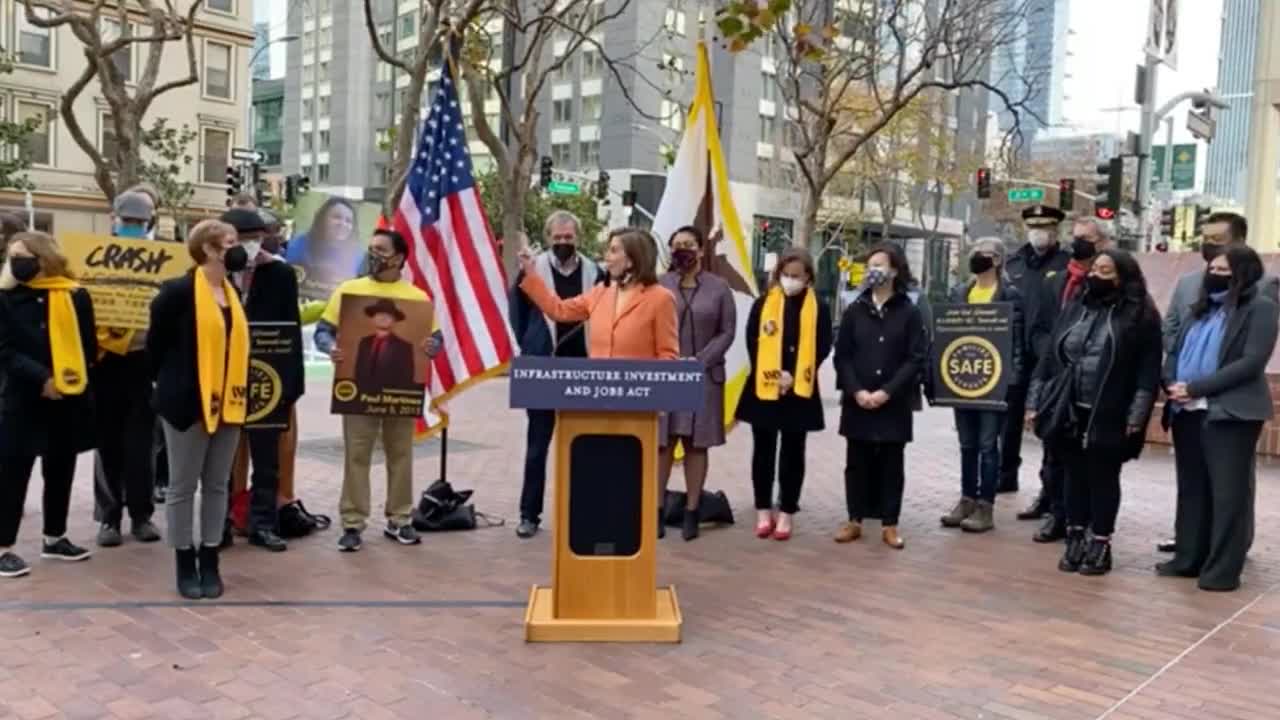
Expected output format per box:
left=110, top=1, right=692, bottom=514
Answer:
left=353, top=297, right=418, bottom=390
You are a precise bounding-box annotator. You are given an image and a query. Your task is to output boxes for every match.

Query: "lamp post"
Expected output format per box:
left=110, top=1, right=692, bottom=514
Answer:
left=247, top=34, right=300, bottom=151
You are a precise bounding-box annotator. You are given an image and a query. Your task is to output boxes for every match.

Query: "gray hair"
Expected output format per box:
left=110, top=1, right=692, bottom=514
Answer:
left=971, top=236, right=1006, bottom=259
left=543, top=210, right=581, bottom=238
left=1072, top=216, right=1114, bottom=241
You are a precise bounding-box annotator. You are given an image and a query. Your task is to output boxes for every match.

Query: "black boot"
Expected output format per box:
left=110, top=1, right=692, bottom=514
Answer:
left=1058, top=528, right=1086, bottom=572
left=681, top=507, right=700, bottom=541
left=198, top=546, right=224, bottom=599
left=1033, top=514, right=1067, bottom=543
left=1016, top=492, right=1047, bottom=521
left=175, top=548, right=201, bottom=599
left=1078, top=538, right=1113, bottom=576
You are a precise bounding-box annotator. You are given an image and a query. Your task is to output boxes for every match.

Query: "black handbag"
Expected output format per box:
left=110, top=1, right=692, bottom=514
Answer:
left=662, top=490, right=735, bottom=526
left=1033, top=365, right=1077, bottom=444
left=411, top=479, right=502, bottom=532
left=277, top=500, right=331, bottom=538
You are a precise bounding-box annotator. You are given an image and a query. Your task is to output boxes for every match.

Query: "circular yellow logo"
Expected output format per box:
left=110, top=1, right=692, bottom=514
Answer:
left=762, top=319, right=778, bottom=336
left=333, top=379, right=357, bottom=402
left=245, top=358, right=282, bottom=424
left=940, top=336, right=1002, bottom=399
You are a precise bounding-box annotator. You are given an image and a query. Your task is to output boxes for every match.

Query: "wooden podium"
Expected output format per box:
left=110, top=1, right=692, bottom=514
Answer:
left=509, top=356, right=705, bottom=643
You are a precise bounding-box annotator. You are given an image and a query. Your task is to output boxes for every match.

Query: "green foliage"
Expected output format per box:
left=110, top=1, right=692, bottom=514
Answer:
left=138, top=118, right=198, bottom=233
left=476, top=170, right=606, bottom=258
left=0, top=52, right=34, bottom=191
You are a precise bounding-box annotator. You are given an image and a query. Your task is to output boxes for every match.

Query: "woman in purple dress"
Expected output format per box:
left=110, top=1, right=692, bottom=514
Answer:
left=658, top=226, right=737, bottom=541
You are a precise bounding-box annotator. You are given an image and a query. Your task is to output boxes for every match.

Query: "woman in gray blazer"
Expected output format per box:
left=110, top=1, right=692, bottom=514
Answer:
left=1159, top=245, right=1279, bottom=592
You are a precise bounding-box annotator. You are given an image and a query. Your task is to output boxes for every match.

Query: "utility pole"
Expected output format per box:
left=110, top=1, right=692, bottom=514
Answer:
left=1135, top=53, right=1159, bottom=240
left=1244, top=0, right=1280, bottom=249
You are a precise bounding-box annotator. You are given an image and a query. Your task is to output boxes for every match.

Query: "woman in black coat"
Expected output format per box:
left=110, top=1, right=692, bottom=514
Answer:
left=0, top=231, right=98, bottom=578
left=1159, top=245, right=1278, bottom=591
left=1029, top=249, right=1162, bottom=576
left=736, top=247, right=832, bottom=541
left=834, top=243, right=927, bottom=550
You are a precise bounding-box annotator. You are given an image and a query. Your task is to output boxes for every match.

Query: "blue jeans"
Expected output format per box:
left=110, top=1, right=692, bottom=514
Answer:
left=955, top=409, right=1004, bottom=503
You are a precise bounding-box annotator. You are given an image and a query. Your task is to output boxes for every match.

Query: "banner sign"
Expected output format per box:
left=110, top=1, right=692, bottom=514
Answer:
left=330, top=294, right=433, bottom=416
left=59, top=232, right=192, bottom=329
left=509, top=357, right=706, bottom=412
left=286, top=194, right=382, bottom=301
left=930, top=302, right=1014, bottom=410
left=246, top=322, right=297, bottom=430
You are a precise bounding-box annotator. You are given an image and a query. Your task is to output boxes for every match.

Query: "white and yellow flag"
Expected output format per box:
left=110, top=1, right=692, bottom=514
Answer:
left=652, top=40, right=758, bottom=438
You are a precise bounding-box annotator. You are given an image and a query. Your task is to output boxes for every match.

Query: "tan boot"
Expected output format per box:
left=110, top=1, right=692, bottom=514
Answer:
left=960, top=501, right=995, bottom=533
left=941, top=497, right=977, bottom=528
left=834, top=521, right=862, bottom=543
left=882, top=527, right=905, bottom=549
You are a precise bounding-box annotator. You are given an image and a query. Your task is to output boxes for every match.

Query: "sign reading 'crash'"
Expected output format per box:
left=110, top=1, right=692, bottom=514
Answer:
left=60, top=232, right=194, bottom=330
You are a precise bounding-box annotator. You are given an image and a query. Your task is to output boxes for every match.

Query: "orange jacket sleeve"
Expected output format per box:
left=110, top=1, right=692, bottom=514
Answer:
left=652, top=286, right=679, bottom=360
left=519, top=272, right=595, bottom=323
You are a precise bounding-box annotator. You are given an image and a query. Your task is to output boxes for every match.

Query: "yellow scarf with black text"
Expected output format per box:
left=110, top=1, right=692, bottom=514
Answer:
left=754, top=286, right=817, bottom=401
left=26, top=276, right=88, bottom=396
left=194, top=268, right=250, bottom=433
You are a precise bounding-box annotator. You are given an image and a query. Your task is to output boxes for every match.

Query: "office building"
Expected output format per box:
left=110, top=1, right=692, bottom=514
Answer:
left=991, top=0, right=1071, bottom=141
left=253, top=78, right=285, bottom=172
left=1205, top=0, right=1259, bottom=204
left=0, top=0, right=255, bottom=233
left=252, top=21, right=271, bottom=80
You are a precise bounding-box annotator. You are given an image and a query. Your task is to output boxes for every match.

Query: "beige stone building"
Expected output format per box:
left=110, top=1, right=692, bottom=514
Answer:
left=0, top=0, right=254, bottom=235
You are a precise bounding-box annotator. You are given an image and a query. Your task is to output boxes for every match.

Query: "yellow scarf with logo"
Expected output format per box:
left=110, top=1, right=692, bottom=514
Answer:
left=26, top=276, right=88, bottom=396
left=193, top=268, right=250, bottom=433
left=755, top=286, right=817, bottom=401
left=96, top=327, right=135, bottom=357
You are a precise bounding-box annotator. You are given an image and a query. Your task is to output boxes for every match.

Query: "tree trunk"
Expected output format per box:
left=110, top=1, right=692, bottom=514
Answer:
left=501, top=173, right=526, bottom=279
left=796, top=190, right=820, bottom=250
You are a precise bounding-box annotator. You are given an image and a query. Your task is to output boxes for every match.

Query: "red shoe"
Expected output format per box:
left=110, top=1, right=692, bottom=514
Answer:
left=771, top=527, right=792, bottom=541
left=755, top=517, right=775, bottom=539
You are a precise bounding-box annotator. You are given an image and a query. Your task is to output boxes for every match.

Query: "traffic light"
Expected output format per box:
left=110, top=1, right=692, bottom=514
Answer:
left=539, top=156, right=553, bottom=188
left=1159, top=206, right=1176, bottom=237
left=596, top=170, right=610, bottom=200
left=1193, top=205, right=1212, bottom=236
left=285, top=175, right=296, bottom=204
left=225, top=165, right=242, bottom=206
left=297, top=175, right=310, bottom=194
left=251, top=163, right=264, bottom=205
left=976, top=167, right=991, bottom=199
left=1058, top=178, right=1075, bottom=212
left=1094, top=157, right=1123, bottom=216
left=621, top=190, right=637, bottom=207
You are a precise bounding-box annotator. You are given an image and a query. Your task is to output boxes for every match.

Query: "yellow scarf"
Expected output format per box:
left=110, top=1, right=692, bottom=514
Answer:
left=26, top=276, right=88, bottom=396
left=755, top=286, right=817, bottom=401
left=96, top=327, right=135, bottom=357
left=193, top=268, right=250, bottom=433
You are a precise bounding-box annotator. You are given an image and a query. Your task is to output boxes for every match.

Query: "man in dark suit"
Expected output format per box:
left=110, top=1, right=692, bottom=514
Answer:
left=353, top=298, right=417, bottom=389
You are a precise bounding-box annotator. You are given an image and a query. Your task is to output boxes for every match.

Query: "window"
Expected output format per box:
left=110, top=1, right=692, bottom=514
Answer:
left=319, top=130, right=330, bottom=150
left=664, top=8, right=686, bottom=36
left=399, top=14, right=415, bottom=41
left=581, top=49, right=603, bottom=77
left=552, top=99, right=573, bottom=126
left=18, top=8, right=54, bottom=68
left=318, top=95, right=330, bottom=116
left=302, top=98, right=313, bottom=118
left=201, top=128, right=231, bottom=184
left=376, top=61, right=393, bottom=83
left=318, top=163, right=330, bottom=182
left=100, top=113, right=117, bottom=160
left=761, top=74, right=776, bottom=102
left=318, top=0, right=331, bottom=13
left=375, top=93, right=391, bottom=117
left=318, top=27, right=331, bottom=49
left=204, top=41, right=233, bottom=100
left=207, top=0, right=234, bottom=12
left=661, top=99, right=684, bottom=131
left=378, top=26, right=392, bottom=49
left=551, top=142, right=572, bottom=167
left=582, top=95, right=602, bottom=123
left=18, top=102, right=51, bottom=165
left=318, top=61, right=329, bottom=82
left=553, top=55, right=572, bottom=81
left=580, top=140, right=600, bottom=167
left=302, top=132, right=314, bottom=152
left=759, top=114, right=776, bottom=143
left=102, top=19, right=132, bottom=81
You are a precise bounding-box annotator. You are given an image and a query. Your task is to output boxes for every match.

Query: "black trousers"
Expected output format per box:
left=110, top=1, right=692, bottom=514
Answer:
left=247, top=429, right=282, bottom=533
left=1000, top=380, right=1029, bottom=484
left=1169, top=413, right=1261, bottom=591
left=0, top=452, right=77, bottom=547
left=1060, top=441, right=1123, bottom=536
left=751, top=426, right=807, bottom=514
left=154, top=420, right=169, bottom=490
left=1041, top=444, right=1068, bottom=523
left=92, top=351, right=156, bottom=527
left=844, top=440, right=905, bottom=526
left=519, top=409, right=556, bottom=523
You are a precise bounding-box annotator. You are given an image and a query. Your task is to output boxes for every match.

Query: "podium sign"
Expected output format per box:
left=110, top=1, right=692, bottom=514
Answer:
left=510, top=356, right=704, bottom=643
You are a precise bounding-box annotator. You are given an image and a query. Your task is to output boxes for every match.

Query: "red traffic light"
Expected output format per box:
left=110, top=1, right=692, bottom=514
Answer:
left=1094, top=207, right=1116, bottom=220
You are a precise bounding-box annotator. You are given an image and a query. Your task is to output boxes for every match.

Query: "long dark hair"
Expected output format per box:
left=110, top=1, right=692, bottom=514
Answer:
left=1089, top=249, right=1156, bottom=321
left=861, top=242, right=914, bottom=295
left=1192, top=244, right=1265, bottom=318
left=307, top=196, right=356, bottom=253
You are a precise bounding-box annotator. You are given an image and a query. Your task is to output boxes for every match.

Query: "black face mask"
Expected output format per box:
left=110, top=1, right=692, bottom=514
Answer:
left=1202, top=243, right=1225, bottom=263
left=1086, top=275, right=1118, bottom=298
left=1071, top=237, right=1097, bottom=261
left=968, top=255, right=994, bottom=275
left=10, top=256, right=39, bottom=283
left=223, top=245, right=249, bottom=273
left=1204, top=273, right=1231, bottom=295
left=552, top=243, right=576, bottom=263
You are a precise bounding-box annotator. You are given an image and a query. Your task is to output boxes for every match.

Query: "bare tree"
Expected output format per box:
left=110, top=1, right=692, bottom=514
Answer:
left=769, top=0, right=1040, bottom=244
left=21, top=0, right=203, bottom=201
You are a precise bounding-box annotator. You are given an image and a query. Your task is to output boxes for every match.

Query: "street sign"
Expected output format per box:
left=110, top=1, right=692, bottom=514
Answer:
left=546, top=180, right=580, bottom=195
left=1007, top=188, right=1044, bottom=203
left=232, top=147, right=264, bottom=163
left=1150, top=144, right=1197, bottom=191
left=1187, top=111, right=1216, bottom=142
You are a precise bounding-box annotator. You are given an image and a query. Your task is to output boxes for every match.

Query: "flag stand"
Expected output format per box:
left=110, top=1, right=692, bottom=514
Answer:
left=438, top=426, right=449, bottom=484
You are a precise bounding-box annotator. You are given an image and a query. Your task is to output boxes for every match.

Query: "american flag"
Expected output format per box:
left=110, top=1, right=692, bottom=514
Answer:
left=392, top=62, right=516, bottom=436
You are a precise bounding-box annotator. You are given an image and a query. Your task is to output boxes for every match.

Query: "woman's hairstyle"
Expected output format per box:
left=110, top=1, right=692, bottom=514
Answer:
left=1192, top=244, right=1266, bottom=318
left=7, top=231, right=70, bottom=279
left=770, top=246, right=816, bottom=287
left=668, top=225, right=705, bottom=247
left=186, top=219, right=235, bottom=265
left=1093, top=248, right=1156, bottom=318
left=861, top=241, right=914, bottom=294
left=610, top=227, right=659, bottom=286
left=307, top=197, right=356, bottom=250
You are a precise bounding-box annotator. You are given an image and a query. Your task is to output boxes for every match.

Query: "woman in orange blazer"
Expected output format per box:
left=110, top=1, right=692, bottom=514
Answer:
left=517, top=228, right=679, bottom=360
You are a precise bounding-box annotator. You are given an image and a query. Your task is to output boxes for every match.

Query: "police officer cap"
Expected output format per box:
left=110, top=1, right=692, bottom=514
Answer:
left=1021, top=204, right=1065, bottom=226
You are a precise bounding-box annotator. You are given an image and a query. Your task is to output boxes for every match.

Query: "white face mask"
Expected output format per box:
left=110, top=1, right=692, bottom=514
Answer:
left=1028, top=229, right=1055, bottom=250
left=779, top=276, right=806, bottom=297
left=242, top=241, right=262, bottom=262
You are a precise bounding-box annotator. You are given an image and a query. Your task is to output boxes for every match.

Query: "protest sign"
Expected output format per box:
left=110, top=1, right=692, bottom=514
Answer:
left=930, top=302, right=1014, bottom=410
left=246, top=321, right=298, bottom=430
left=60, top=232, right=192, bottom=329
left=330, top=293, right=434, bottom=416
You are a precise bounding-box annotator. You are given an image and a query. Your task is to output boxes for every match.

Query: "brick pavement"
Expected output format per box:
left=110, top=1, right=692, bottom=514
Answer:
left=0, top=368, right=1277, bottom=720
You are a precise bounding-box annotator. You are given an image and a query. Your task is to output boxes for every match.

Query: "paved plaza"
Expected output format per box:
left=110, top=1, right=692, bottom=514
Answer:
left=1, top=370, right=1278, bottom=720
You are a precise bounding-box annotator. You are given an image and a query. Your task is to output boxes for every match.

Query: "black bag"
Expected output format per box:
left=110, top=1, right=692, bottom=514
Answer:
left=411, top=479, right=502, bottom=532
left=278, top=500, right=332, bottom=538
left=1033, top=366, right=1077, bottom=444
left=662, top=490, right=735, bottom=527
